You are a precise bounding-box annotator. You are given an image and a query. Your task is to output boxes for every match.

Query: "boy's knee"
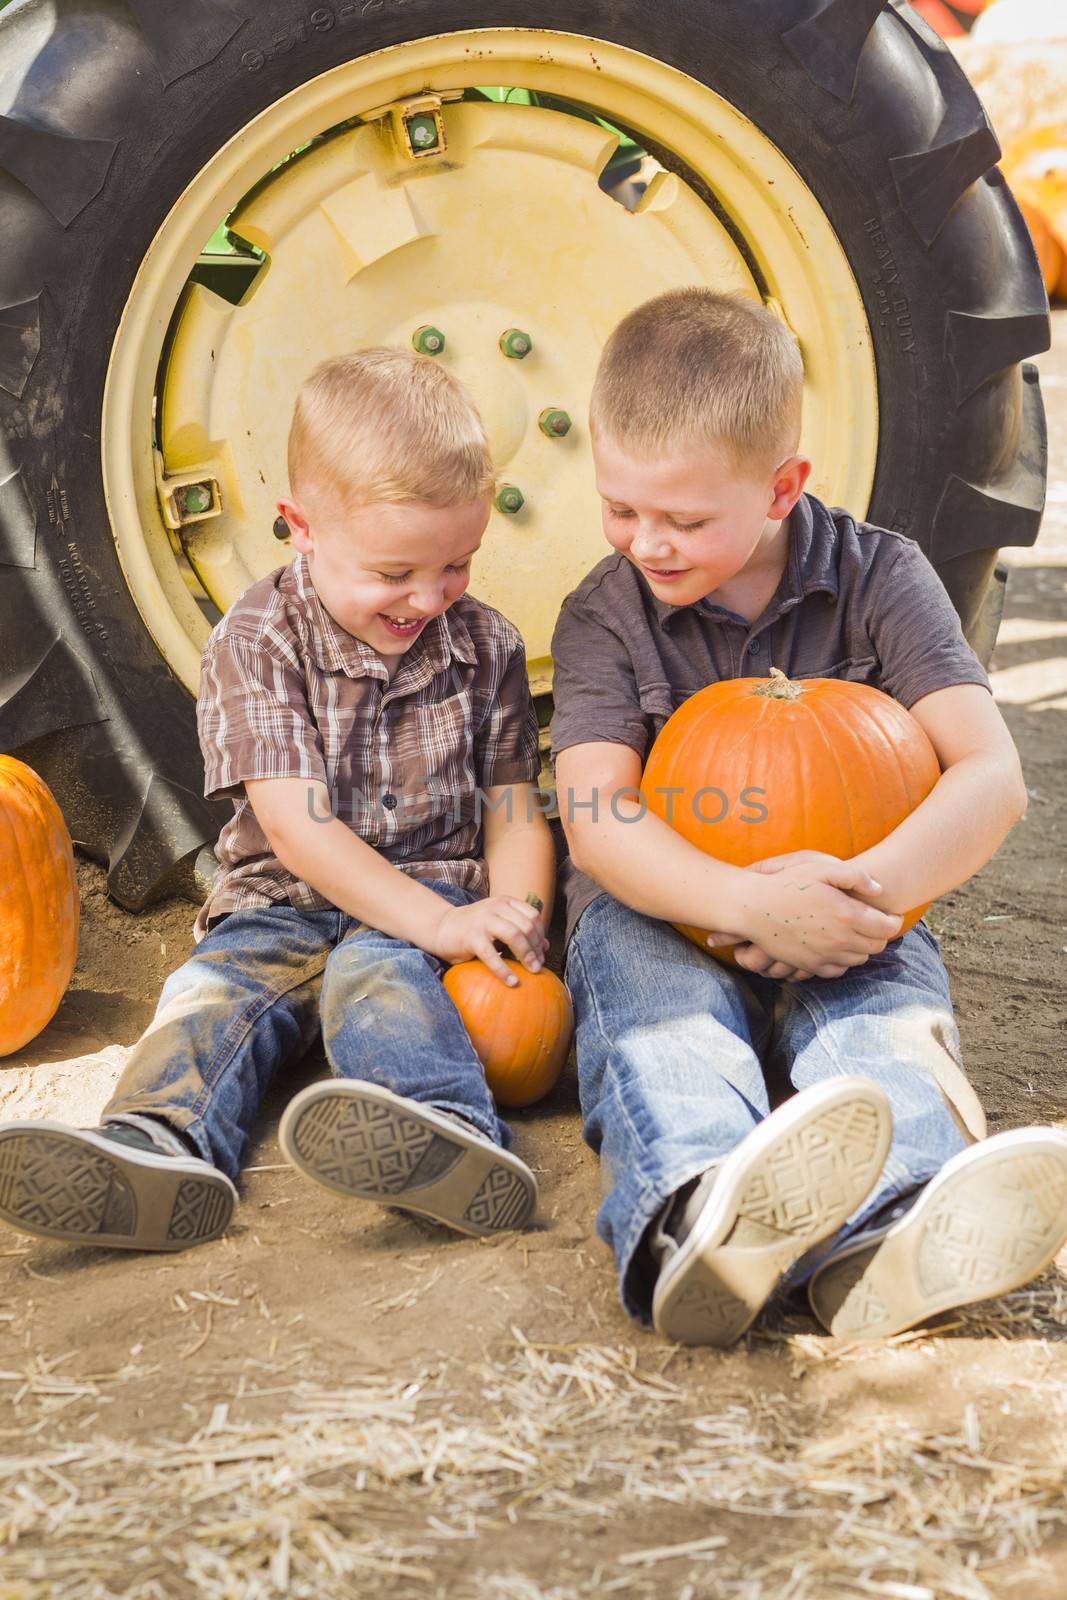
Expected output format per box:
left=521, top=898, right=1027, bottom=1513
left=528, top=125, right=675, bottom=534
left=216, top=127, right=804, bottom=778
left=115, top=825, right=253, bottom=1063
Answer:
left=325, top=938, right=440, bottom=1009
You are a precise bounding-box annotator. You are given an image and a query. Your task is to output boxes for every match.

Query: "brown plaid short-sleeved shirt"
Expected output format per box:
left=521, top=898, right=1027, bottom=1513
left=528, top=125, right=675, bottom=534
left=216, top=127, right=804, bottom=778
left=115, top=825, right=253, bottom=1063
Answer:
left=192, top=554, right=540, bottom=941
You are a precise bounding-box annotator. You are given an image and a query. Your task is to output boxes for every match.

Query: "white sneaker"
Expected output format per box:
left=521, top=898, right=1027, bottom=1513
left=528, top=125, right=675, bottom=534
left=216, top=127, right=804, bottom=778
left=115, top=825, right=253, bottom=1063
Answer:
left=651, top=1078, right=893, bottom=1347
left=808, top=1127, right=1067, bottom=1340
left=279, top=1080, right=538, bottom=1237
left=0, top=1120, right=235, bottom=1251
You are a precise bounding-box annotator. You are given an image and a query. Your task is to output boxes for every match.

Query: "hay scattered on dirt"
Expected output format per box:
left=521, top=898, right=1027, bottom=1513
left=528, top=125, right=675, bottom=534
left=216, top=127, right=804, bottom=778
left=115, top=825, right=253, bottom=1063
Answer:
left=3, top=1277, right=1067, bottom=1599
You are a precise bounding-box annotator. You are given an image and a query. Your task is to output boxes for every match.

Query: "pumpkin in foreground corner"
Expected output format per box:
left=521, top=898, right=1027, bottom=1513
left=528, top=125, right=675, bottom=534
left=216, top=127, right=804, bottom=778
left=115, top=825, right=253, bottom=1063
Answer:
left=0, top=756, right=80, bottom=1056
left=443, top=960, right=574, bottom=1108
left=639, top=668, right=941, bottom=963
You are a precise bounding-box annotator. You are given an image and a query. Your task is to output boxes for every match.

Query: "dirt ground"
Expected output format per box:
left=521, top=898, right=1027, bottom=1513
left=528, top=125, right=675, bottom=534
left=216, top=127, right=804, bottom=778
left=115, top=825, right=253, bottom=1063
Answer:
left=3, top=318, right=1067, bottom=1600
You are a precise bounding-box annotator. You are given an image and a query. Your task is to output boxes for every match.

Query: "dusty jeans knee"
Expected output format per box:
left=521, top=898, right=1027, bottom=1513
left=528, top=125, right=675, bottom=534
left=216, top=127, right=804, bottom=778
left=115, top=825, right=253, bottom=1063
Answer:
left=102, top=904, right=337, bottom=1178
left=565, top=893, right=971, bottom=1324
left=319, top=883, right=510, bottom=1146
left=103, top=882, right=509, bottom=1178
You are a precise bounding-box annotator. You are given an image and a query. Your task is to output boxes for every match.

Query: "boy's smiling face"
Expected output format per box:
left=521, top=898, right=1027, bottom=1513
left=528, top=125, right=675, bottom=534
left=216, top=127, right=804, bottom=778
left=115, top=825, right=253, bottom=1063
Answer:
left=593, top=431, right=810, bottom=611
left=279, top=483, right=490, bottom=666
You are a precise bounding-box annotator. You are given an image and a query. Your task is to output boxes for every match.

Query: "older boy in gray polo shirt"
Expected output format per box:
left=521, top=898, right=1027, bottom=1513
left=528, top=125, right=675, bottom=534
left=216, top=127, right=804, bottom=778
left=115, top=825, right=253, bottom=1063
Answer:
left=0, top=350, right=554, bottom=1253
left=551, top=288, right=1067, bottom=1347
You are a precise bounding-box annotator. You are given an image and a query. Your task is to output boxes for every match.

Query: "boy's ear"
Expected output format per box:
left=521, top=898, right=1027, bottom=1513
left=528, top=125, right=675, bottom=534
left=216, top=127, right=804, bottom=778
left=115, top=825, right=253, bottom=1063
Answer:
left=277, top=495, right=311, bottom=551
left=768, top=455, right=812, bottom=520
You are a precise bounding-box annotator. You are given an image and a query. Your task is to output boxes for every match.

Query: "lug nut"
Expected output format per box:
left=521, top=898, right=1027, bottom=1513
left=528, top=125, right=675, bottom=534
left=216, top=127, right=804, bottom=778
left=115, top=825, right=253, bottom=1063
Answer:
left=538, top=408, right=572, bottom=438
left=413, top=325, right=446, bottom=356
left=495, top=484, right=525, bottom=515
left=499, top=328, right=532, bottom=359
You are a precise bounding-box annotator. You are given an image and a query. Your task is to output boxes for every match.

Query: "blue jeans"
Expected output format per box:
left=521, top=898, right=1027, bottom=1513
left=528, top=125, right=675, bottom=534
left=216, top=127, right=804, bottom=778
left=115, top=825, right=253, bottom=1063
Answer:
left=103, top=883, right=509, bottom=1179
left=564, top=893, right=971, bottom=1323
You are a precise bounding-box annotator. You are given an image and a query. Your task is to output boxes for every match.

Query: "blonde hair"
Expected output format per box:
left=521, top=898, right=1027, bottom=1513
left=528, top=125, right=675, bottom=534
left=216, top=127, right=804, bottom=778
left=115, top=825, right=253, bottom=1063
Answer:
left=288, top=348, right=495, bottom=507
left=590, top=289, right=804, bottom=473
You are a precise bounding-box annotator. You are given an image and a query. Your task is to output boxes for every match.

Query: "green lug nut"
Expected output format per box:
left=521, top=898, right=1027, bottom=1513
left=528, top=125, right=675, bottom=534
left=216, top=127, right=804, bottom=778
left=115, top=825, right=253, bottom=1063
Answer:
left=412, top=325, right=446, bottom=356
left=183, top=484, right=212, bottom=515
left=538, top=408, right=572, bottom=438
left=405, top=113, right=440, bottom=153
left=499, top=328, right=532, bottom=359
left=495, top=484, right=525, bottom=515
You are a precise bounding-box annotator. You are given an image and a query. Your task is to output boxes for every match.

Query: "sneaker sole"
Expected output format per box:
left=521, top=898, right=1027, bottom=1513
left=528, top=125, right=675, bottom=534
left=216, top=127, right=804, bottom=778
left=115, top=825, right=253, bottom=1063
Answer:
left=278, top=1081, right=537, bottom=1237
left=0, top=1122, right=236, bottom=1251
left=808, top=1128, right=1067, bottom=1340
left=652, top=1078, right=893, bottom=1347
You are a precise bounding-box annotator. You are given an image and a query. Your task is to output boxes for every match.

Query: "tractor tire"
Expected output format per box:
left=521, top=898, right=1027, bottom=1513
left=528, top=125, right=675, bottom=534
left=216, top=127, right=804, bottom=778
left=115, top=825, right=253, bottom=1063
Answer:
left=0, top=0, right=1049, bottom=908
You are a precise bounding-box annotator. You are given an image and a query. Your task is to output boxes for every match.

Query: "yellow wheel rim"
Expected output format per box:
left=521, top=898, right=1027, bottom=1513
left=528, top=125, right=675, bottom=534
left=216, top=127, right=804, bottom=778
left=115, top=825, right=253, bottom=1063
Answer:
left=102, top=28, right=877, bottom=698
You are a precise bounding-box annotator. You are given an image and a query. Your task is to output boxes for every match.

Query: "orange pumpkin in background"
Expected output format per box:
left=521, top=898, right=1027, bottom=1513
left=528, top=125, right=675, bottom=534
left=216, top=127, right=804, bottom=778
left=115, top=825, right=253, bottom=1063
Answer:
left=0, top=757, right=80, bottom=1056
left=443, top=960, right=574, bottom=1108
left=1002, top=123, right=1067, bottom=302
left=1015, top=196, right=1064, bottom=298
left=639, top=668, right=941, bottom=963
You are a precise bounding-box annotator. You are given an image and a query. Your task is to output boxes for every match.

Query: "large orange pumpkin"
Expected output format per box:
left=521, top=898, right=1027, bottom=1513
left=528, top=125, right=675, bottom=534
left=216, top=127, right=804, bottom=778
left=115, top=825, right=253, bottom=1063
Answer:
left=1002, top=123, right=1067, bottom=301
left=0, top=757, right=80, bottom=1056
left=443, top=960, right=574, bottom=1108
left=639, top=668, right=941, bottom=961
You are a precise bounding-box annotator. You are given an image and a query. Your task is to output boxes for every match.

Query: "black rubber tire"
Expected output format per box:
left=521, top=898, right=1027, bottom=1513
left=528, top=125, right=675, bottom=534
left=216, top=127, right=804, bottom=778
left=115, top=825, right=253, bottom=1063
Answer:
left=0, top=0, right=1049, bottom=908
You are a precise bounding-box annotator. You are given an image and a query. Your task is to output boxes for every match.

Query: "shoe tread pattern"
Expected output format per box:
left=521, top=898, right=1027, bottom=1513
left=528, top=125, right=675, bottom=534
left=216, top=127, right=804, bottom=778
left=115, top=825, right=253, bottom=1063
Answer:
left=291, top=1096, right=461, bottom=1196
left=168, top=1178, right=231, bottom=1243
left=665, top=1274, right=754, bottom=1348
left=0, top=1133, right=135, bottom=1236
left=739, top=1101, right=886, bottom=1239
left=819, top=1247, right=891, bottom=1334
left=463, top=1166, right=533, bottom=1233
left=918, top=1152, right=1067, bottom=1297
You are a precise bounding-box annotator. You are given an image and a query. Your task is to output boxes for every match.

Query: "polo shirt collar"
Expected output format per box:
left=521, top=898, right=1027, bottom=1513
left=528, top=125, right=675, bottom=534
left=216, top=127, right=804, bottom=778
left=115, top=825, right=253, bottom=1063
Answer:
left=288, top=554, right=478, bottom=677
left=647, top=492, right=840, bottom=627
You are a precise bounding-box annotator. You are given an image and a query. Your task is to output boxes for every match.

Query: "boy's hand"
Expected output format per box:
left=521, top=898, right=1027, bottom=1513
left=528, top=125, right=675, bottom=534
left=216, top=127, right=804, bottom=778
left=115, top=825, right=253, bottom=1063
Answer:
left=702, top=853, right=901, bottom=981
left=432, top=896, right=549, bottom=987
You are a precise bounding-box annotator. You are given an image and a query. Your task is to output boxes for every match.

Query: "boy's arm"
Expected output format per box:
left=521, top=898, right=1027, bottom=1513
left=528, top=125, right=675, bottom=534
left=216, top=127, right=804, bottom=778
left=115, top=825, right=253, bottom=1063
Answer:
left=848, top=539, right=1024, bottom=909
left=556, top=741, right=744, bottom=922
left=244, top=777, right=544, bottom=983
left=473, top=628, right=554, bottom=935
left=481, top=782, right=556, bottom=943
left=848, top=683, right=1027, bottom=911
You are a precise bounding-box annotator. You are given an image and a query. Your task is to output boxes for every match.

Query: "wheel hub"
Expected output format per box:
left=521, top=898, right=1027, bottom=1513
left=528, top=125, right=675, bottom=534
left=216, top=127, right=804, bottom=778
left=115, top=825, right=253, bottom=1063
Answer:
left=102, top=30, right=877, bottom=699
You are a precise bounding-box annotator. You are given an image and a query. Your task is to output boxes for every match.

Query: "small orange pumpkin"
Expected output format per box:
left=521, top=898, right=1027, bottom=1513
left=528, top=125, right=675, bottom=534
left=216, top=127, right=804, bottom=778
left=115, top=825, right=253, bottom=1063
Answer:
left=639, top=668, right=941, bottom=961
left=0, top=757, right=80, bottom=1056
left=443, top=960, right=574, bottom=1108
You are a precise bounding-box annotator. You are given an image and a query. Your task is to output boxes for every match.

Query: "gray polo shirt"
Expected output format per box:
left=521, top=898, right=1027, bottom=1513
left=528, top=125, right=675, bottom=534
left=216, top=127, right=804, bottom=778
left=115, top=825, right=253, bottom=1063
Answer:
left=549, top=491, right=991, bottom=948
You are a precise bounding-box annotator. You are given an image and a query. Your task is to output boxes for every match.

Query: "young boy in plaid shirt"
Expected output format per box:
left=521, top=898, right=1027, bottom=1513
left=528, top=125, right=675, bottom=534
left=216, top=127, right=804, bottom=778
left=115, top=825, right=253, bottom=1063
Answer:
left=0, top=350, right=554, bottom=1251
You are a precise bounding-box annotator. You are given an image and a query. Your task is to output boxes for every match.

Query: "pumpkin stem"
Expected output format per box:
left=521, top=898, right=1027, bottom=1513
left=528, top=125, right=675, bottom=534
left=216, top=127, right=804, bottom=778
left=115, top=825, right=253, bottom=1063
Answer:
left=525, top=891, right=544, bottom=913
left=752, top=666, right=804, bottom=702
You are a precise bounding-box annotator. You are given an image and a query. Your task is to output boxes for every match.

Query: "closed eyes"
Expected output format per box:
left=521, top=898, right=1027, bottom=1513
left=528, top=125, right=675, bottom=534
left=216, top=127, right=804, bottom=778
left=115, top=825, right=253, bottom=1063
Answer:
left=606, top=506, right=709, bottom=531
left=378, top=561, right=471, bottom=584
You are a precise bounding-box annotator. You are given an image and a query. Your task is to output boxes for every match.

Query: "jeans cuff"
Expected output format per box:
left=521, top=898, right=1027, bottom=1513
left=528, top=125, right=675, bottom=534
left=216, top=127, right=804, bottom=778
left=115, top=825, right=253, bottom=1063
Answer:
left=431, top=1099, right=511, bottom=1149
left=104, top=1111, right=205, bottom=1163
left=615, top=1159, right=723, bottom=1324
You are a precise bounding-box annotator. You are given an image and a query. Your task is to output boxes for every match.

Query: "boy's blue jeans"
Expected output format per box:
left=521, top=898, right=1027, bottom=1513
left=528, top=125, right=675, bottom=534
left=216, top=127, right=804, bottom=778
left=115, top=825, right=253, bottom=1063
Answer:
left=103, top=882, right=510, bottom=1178
left=564, top=892, right=973, bottom=1323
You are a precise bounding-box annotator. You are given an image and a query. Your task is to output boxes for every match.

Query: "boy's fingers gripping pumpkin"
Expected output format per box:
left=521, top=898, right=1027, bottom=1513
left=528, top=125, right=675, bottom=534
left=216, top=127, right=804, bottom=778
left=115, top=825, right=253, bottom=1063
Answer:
left=434, top=898, right=545, bottom=986
left=494, top=899, right=547, bottom=971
